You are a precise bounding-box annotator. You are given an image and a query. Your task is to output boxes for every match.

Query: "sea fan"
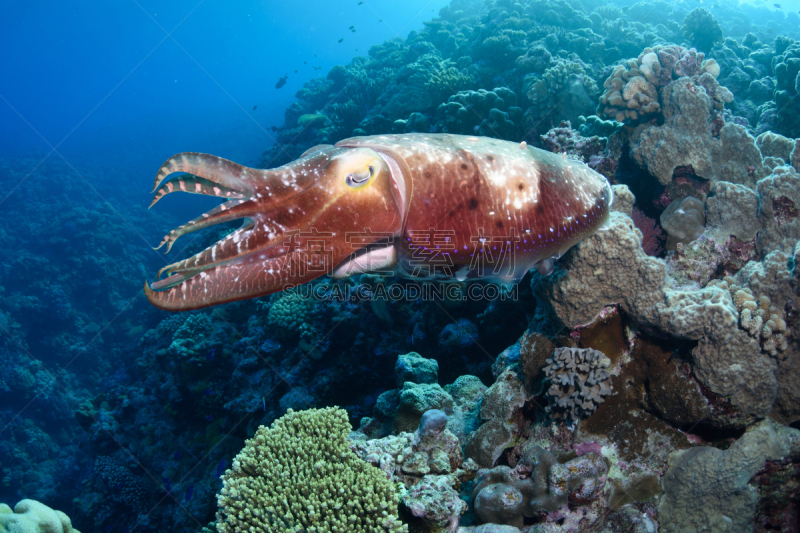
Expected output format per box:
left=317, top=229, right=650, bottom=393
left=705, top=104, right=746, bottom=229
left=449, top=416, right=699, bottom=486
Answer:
left=631, top=208, right=665, bottom=256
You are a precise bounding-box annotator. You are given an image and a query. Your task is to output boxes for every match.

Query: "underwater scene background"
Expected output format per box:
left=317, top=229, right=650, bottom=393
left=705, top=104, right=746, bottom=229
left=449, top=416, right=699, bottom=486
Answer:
left=2, top=0, right=800, bottom=531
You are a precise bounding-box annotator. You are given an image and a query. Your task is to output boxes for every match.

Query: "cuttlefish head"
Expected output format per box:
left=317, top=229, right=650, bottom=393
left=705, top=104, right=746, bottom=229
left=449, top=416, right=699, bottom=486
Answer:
left=145, top=145, right=406, bottom=311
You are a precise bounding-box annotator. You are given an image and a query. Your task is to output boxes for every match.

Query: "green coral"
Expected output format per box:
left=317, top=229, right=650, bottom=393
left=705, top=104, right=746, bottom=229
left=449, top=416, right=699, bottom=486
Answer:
left=267, top=292, right=315, bottom=340
left=216, top=407, right=406, bottom=533
left=681, top=8, right=723, bottom=52
left=168, top=313, right=213, bottom=358
left=297, top=114, right=330, bottom=129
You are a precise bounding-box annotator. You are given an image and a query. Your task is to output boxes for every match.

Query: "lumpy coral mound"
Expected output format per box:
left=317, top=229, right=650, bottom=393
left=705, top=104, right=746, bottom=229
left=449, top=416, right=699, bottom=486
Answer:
left=216, top=407, right=406, bottom=533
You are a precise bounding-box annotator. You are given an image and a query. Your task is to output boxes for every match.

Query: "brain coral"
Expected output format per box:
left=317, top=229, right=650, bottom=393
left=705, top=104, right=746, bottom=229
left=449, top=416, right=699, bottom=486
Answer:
left=659, top=419, right=800, bottom=532
left=216, top=407, right=406, bottom=533
left=0, top=500, right=81, bottom=533
left=543, top=347, right=613, bottom=422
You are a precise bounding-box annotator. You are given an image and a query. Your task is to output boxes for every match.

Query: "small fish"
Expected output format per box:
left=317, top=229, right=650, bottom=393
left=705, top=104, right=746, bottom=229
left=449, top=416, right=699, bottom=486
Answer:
left=184, top=485, right=194, bottom=502
left=162, top=476, right=172, bottom=493
left=252, top=105, right=257, bottom=110
left=338, top=38, right=344, bottom=43
left=275, top=75, right=288, bottom=89
left=294, top=69, right=298, bottom=73
left=202, top=388, right=214, bottom=396
left=270, top=125, right=278, bottom=132
left=215, top=459, right=226, bottom=477
left=351, top=28, right=357, bottom=32
left=204, top=414, right=213, bottom=421
left=358, top=1, right=364, bottom=4
left=773, top=3, right=781, bottom=8
left=206, top=348, right=215, bottom=361
left=304, top=61, right=307, bottom=64
left=349, top=25, right=355, bottom=29
left=262, top=396, right=266, bottom=412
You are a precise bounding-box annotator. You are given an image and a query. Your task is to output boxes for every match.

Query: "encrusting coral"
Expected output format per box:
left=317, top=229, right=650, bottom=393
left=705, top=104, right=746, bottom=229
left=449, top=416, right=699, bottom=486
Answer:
left=470, top=443, right=608, bottom=529
left=659, top=419, right=800, bottom=533
left=216, top=407, right=406, bottom=533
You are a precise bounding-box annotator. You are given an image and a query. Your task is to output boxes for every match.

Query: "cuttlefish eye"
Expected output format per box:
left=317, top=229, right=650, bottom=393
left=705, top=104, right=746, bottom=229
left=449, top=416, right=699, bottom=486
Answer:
left=345, top=165, right=374, bottom=188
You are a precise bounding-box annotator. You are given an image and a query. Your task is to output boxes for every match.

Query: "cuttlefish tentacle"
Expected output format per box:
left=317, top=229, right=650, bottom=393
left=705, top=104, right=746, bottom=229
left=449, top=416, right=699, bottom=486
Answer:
left=149, top=175, right=245, bottom=208
left=151, top=152, right=257, bottom=198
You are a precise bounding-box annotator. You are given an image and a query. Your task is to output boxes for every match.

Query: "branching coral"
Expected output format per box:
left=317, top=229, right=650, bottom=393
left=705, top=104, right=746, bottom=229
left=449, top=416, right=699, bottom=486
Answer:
left=217, top=407, right=406, bottom=533
left=543, top=347, right=613, bottom=422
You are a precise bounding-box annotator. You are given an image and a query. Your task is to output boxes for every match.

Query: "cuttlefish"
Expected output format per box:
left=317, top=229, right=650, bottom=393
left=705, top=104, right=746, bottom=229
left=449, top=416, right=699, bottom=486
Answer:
left=145, top=133, right=612, bottom=311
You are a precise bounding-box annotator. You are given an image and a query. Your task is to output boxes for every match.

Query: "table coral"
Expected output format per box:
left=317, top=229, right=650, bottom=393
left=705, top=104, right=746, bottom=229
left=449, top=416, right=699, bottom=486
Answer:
left=216, top=407, right=406, bottom=533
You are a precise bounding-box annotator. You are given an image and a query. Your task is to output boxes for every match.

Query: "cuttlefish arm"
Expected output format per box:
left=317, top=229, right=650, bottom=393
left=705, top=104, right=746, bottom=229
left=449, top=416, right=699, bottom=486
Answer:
left=145, top=144, right=405, bottom=311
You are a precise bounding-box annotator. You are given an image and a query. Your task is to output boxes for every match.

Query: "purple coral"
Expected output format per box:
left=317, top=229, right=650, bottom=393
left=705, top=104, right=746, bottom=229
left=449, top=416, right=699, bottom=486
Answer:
left=631, top=208, right=665, bottom=256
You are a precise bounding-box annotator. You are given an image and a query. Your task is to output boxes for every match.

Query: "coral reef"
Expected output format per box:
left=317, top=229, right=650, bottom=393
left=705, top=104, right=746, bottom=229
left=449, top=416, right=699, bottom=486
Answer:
left=533, top=210, right=800, bottom=419
left=598, top=45, right=725, bottom=123
left=7, top=2, right=800, bottom=532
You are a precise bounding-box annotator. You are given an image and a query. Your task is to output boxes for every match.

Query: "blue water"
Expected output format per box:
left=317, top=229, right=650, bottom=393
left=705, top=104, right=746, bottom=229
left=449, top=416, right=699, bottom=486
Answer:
left=1, top=0, right=450, bottom=169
